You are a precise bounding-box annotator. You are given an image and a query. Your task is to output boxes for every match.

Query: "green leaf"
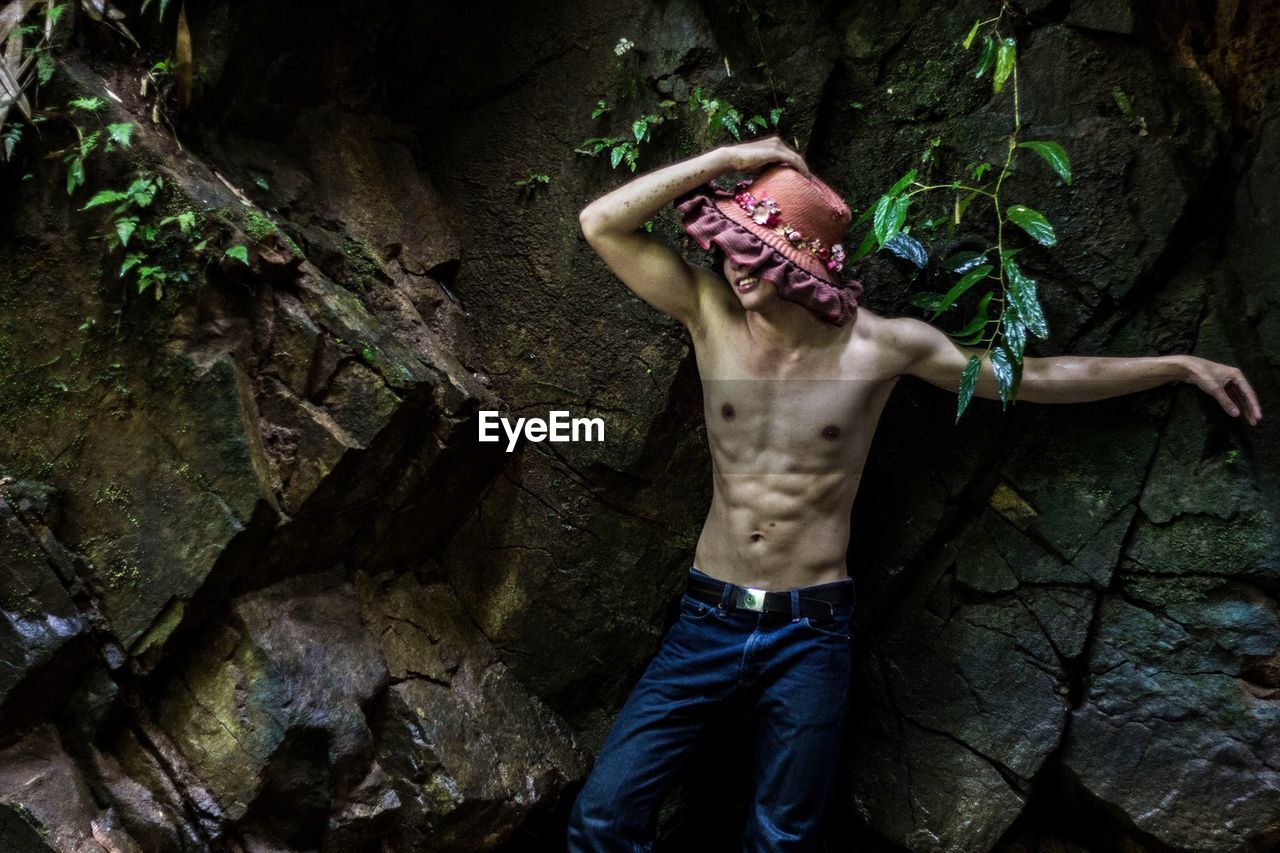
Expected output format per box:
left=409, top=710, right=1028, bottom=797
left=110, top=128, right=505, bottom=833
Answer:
left=255, top=177, right=270, bottom=191
left=877, top=195, right=910, bottom=247
left=136, top=266, right=164, bottom=294
left=769, top=106, right=784, bottom=126
left=81, top=189, right=129, bottom=210
left=107, top=123, right=133, bottom=148
left=36, top=53, right=55, bottom=85
left=883, top=233, right=928, bottom=268
left=721, top=111, right=741, bottom=140
left=2, top=126, right=22, bottom=160
left=952, top=291, right=996, bottom=343
left=127, top=179, right=158, bottom=209
left=1017, top=140, right=1072, bottom=186
left=632, top=118, right=648, bottom=143
left=68, top=96, right=104, bottom=112
left=66, top=156, right=84, bottom=195
left=1001, top=254, right=1049, bottom=338
left=1006, top=204, right=1057, bottom=247
left=574, top=135, right=624, bottom=157
left=908, top=291, right=949, bottom=313
left=116, top=217, right=138, bottom=246
left=994, top=37, right=1016, bottom=94
left=990, top=344, right=1017, bottom=407
left=591, top=99, right=610, bottom=119
left=942, top=251, right=987, bottom=274
left=953, top=189, right=982, bottom=227
left=160, top=211, right=197, bottom=235
left=963, top=18, right=981, bottom=49
left=853, top=200, right=877, bottom=228
left=225, top=245, right=250, bottom=265
left=119, top=253, right=145, bottom=277
left=929, top=264, right=992, bottom=321
left=610, top=145, right=626, bottom=169
left=871, top=195, right=895, bottom=244
left=849, top=226, right=878, bottom=264
left=956, top=355, right=982, bottom=424
left=79, top=131, right=100, bottom=158
left=1002, top=307, right=1028, bottom=362
left=886, top=168, right=918, bottom=198
left=974, top=35, right=996, bottom=78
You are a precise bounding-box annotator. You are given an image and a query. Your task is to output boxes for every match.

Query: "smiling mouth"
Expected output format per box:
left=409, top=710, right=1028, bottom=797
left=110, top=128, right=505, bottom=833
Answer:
left=735, top=277, right=760, bottom=292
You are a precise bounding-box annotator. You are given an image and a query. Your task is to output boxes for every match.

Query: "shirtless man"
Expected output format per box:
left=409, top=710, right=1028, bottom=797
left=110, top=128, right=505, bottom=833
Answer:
left=566, top=136, right=1262, bottom=851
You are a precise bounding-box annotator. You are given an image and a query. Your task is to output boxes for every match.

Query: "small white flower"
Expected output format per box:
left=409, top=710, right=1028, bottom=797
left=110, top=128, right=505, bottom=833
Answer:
left=614, top=37, right=635, bottom=56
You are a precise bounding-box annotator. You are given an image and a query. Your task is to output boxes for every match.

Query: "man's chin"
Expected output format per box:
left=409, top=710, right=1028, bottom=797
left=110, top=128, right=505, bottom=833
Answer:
left=736, top=293, right=777, bottom=312
left=732, top=284, right=774, bottom=310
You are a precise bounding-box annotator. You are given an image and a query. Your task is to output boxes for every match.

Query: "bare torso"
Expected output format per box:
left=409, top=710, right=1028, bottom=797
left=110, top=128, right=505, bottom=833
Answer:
left=689, top=271, right=901, bottom=590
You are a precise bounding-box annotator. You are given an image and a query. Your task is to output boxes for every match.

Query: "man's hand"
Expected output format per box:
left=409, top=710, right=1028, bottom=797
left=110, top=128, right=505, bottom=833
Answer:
left=1181, top=356, right=1264, bottom=425
left=721, top=136, right=811, bottom=179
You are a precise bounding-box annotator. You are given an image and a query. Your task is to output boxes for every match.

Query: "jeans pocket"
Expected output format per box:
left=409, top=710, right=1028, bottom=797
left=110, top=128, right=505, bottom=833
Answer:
left=679, top=593, right=718, bottom=621
left=800, top=615, right=851, bottom=641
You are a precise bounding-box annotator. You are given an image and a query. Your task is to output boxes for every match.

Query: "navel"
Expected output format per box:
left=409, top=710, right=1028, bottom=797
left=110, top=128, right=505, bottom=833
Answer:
left=721, top=403, right=736, bottom=420
left=821, top=424, right=840, bottom=440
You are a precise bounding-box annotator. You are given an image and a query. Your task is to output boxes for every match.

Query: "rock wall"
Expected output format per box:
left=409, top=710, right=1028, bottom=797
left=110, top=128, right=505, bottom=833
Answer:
left=0, top=0, right=1277, bottom=850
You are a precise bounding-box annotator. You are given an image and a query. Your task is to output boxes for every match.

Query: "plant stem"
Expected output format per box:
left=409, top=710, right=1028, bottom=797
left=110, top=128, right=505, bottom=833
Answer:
left=988, top=52, right=1021, bottom=359
left=908, top=182, right=994, bottom=198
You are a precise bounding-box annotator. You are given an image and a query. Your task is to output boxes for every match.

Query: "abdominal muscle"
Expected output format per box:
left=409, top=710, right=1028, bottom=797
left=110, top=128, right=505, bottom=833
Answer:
left=693, top=466, right=860, bottom=590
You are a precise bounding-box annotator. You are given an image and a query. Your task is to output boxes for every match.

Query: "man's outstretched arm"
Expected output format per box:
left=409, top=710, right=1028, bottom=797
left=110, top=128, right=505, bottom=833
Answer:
left=577, top=137, right=810, bottom=331
left=885, top=316, right=1264, bottom=426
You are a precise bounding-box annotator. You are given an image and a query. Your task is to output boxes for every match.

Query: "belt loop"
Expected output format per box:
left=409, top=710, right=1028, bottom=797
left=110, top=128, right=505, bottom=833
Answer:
left=789, top=589, right=800, bottom=622
left=718, top=582, right=734, bottom=615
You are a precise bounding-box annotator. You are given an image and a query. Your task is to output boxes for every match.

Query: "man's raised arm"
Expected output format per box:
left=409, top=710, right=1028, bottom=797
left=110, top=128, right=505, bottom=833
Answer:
left=578, top=138, right=810, bottom=332
left=885, top=316, right=1263, bottom=426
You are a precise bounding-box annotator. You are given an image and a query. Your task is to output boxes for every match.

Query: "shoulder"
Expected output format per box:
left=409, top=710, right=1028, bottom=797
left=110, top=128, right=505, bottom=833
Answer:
left=849, top=308, right=939, bottom=379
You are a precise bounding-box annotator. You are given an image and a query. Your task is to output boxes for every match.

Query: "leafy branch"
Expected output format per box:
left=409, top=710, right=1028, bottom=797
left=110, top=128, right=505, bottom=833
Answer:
left=849, top=5, right=1073, bottom=423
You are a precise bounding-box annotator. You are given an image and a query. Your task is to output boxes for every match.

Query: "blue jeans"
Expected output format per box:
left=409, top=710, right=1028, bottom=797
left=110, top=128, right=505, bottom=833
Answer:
left=567, top=567, right=854, bottom=851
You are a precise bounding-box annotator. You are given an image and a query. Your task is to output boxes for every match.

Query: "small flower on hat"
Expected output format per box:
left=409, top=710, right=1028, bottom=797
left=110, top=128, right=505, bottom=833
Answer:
left=734, top=192, right=847, bottom=274
left=827, top=243, right=847, bottom=272
left=733, top=191, right=782, bottom=227
left=752, top=198, right=781, bottom=226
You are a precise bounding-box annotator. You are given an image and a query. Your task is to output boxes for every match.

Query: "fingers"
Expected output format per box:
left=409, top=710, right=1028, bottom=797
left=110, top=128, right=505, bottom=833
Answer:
left=1210, top=383, right=1241, bottom=420
left=1226, top=376, right=1263, bottom=425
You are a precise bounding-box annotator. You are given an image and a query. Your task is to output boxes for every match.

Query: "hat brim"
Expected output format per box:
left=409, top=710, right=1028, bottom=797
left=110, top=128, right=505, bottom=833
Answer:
left=673, top=183, right=864, bottom=326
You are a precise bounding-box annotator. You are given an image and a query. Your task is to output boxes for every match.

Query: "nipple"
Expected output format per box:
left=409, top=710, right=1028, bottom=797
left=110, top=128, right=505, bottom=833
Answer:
left=822, top=424, right=840, bottom=440
left=721, top=403, right=736, bottom=420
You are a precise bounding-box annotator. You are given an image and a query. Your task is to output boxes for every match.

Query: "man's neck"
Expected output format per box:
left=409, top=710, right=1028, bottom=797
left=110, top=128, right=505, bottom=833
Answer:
left=742, top=303, right=834, bottom=355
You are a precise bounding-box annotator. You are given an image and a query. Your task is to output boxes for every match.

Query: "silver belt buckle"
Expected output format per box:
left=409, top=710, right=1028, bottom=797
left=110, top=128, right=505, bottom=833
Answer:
left=736, top=586, right=768, bottom=611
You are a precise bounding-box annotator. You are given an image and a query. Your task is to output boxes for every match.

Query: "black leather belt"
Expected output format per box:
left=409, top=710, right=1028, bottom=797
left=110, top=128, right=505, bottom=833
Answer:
left=686, top=573, right=853, bottom=620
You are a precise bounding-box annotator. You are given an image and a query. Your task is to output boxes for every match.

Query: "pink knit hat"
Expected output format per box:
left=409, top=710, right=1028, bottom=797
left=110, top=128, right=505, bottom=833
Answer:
left=673, top=163, right=864, bottom=325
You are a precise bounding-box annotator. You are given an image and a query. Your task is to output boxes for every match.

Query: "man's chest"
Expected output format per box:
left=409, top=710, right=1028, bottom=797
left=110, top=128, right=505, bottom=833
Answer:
left=698, top=376, right=892, bottom=470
